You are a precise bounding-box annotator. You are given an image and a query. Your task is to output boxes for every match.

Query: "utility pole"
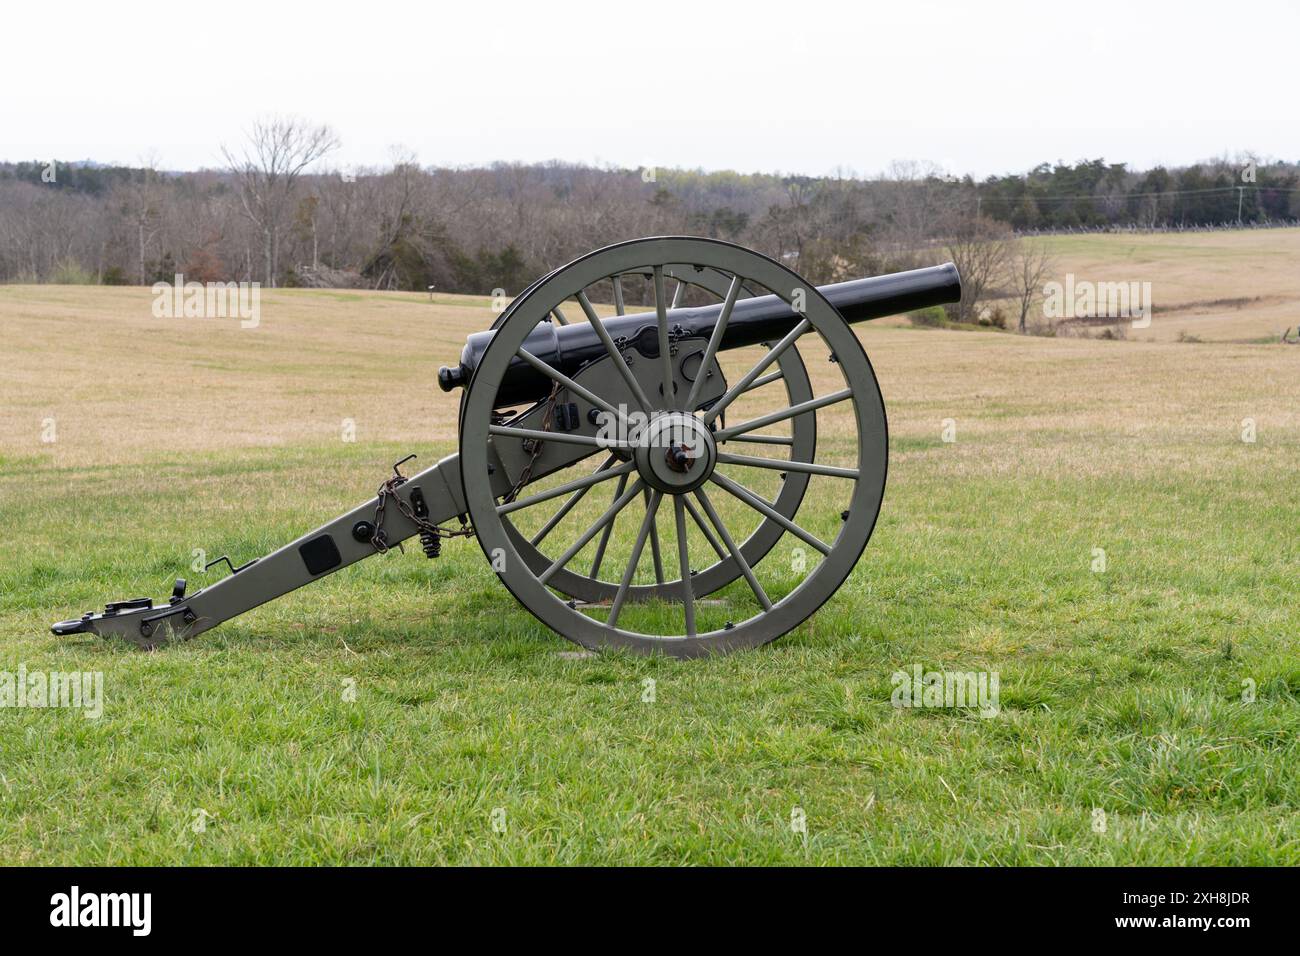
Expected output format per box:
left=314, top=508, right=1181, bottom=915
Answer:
left=1237, top=186, right=1245, bottom=224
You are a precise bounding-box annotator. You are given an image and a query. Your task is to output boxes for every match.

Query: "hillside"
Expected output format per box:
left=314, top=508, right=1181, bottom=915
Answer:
left=1038, top=228, right=1300, bottom=343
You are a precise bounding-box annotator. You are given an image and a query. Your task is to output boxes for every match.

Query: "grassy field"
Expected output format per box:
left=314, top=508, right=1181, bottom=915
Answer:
left=875, top=227, right=1300, bottom=343
left=1038, top=228, right=1300, bottom=343
left=1, top=230, right=1297, bottom=864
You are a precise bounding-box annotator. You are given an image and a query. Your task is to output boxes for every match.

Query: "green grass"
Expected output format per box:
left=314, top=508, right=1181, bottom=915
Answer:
left=2, top=430, right=1296, bottom=864
left=2, top=270, right=1297, bottom=864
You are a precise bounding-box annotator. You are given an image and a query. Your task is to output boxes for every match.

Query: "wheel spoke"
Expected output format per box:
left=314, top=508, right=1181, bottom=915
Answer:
left=674, top=497, right=696, bottom=638
left=653, top=266, right=676, bottom=409
left=709, top=472, right=832, bottom=556
left=530, top=455, right=615, bottom=546
left=683, top=496, right=727, bottom=561
left=713, top=388, right=852, bottom=442
left=551, top=306, right=569, bottom=325
left=644, top=487, right=665, bottom=584
left=717, top=451, right=859, bottom=480
left=516, top=346, right=627, bottom=423
left=670, top=278, right=687, bottom=308
left=612, top=275, right=626, bottom=316
left=577, top=290, right=655, bottom=415
left=694, top=486, right=772, bottom=611
left=589, top=471, right=629, bottom=578
left=498, top=459, right=636, bottom=515
left=608, top=490, right=663, bottom=627
left=539, top=478, right=645, bottom=584
left=702, top=317, right=811, bottom=425
left=720, top=433, right=793, bottom=447
left=683, top=273, right=742, bottom=411
left=746, top=369, right=784, bottom=392
left=490, top=423, right=627, bottom=450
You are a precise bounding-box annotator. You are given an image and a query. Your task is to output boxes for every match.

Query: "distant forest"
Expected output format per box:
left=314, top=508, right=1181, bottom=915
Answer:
left=1, top=123, right=1295, bottom=297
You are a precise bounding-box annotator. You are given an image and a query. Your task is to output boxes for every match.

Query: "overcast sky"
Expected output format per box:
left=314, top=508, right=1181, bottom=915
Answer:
left=5, top=0, right=1295, bottom=179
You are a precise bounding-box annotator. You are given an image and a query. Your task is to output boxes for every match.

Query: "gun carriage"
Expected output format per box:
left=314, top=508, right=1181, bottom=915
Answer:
left=53, top=237, right=960, bottom=657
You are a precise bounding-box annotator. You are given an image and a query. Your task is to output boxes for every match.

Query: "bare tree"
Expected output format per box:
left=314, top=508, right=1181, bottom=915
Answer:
left=873, top=160, right=961, bottom=272
left=938, top=211, right=1014, bottom=323
left=222, top=118, right=338, bottom=286
left=1006, top=239, right=1057, bottom=333
left=115, top=150, right=163, bottom=284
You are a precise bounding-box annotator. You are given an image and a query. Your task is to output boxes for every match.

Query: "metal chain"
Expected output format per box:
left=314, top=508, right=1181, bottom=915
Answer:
left=369, top=382, right=562, bottom=554
left=500, top=381, right=562, bottom=505
left=370, top=473, right=473, bottom=555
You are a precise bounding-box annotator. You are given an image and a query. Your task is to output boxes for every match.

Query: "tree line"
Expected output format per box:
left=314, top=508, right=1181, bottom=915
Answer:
left=0, top=119, right=1293, bottom=327
left=974, top=157, right=1297, bottom=229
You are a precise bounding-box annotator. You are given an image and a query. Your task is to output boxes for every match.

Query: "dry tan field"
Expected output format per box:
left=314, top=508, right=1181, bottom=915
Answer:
left=2, top=230, right=1295, bottom=474
left=1039, top=227, right=1300, bottom=343
left=860, top=227, right=1300, bottom=344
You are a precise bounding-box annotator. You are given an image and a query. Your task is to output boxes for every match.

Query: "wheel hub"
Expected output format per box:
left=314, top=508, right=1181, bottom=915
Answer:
left=633, top=413, right=716, bottom=494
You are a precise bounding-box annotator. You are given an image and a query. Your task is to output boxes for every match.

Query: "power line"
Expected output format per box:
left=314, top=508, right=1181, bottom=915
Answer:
left=971, top=184, right=1300, bottom=203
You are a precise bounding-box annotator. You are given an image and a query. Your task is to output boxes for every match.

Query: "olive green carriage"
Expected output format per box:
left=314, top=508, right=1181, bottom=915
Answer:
left=53, top=237, right=960, bottom=658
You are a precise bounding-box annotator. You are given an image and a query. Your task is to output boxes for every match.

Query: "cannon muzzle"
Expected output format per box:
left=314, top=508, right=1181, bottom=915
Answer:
left=440, top=261, right=960, bottom=406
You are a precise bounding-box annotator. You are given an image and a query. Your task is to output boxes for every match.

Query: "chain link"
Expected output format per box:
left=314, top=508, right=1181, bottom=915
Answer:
left=370, top=473, right=473, bottom=556
left=500, top=380, right=562, bottom=505
left=368, top=383, right=562, bottom=555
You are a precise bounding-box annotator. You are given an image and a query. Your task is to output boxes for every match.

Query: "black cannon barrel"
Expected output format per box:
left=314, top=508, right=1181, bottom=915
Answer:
left=438, top=262, right=961, bottom=406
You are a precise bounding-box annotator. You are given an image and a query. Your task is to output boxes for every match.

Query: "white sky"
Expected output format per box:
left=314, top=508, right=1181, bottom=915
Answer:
left=4, top=0, right=1296, bottom=179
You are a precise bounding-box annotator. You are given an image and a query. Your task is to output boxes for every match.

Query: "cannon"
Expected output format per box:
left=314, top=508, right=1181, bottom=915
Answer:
left=51, top=237, right=960, bottom=657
